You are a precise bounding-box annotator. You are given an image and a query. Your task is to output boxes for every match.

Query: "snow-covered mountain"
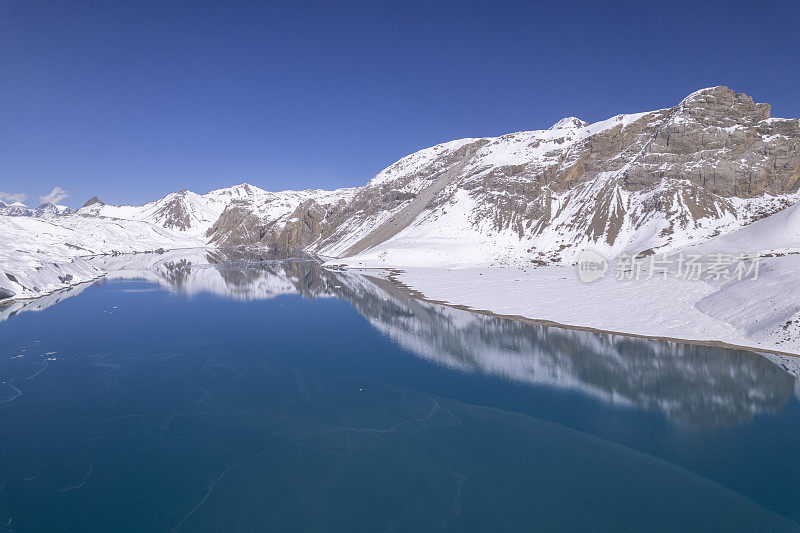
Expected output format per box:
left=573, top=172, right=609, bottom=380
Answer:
left=0, top=201, right=72, bottom=217
left=2, top=86, right=799, bottom=300
left=73, top=183, right=359, bottom=247
left=323, top=86, right=799, bottom=266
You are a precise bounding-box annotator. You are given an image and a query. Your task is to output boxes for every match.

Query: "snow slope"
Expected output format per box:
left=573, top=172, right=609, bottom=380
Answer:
left=0, top=214, right=203, bottom=299
left=378, top=255, right=800, bottom=366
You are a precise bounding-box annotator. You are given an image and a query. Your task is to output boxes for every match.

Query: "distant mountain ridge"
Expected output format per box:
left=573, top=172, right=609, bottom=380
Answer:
left=2, top=86, right=800, bottom=299
left=0, top=201, right=72, bottom=217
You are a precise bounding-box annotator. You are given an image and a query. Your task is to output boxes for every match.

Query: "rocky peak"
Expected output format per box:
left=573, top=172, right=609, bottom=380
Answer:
left=549, top=116, right=589, bottom=130
left=677, top=86, right=770, bottom=125
left=82, top=196, right=104, bottom=208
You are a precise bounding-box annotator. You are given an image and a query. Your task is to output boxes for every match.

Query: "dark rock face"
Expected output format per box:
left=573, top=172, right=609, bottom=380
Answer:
left=206, top=203, right=284, bottom=250
left=609, top=87, right=799, bottom=196
left=153, top=195, right=193, bottom=231
left=277, top=201, right=329, bottom=251
left=82, top=196, right=105, bottom=208
left=462, top=87, right=798, bottom=212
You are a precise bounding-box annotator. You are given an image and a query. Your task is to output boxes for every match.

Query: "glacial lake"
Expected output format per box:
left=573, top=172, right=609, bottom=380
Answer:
left=0, top=251, right=798, bottom=531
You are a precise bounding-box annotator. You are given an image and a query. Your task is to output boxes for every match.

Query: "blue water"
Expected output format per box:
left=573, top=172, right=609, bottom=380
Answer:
left=0, top=256, right=798, bottom=531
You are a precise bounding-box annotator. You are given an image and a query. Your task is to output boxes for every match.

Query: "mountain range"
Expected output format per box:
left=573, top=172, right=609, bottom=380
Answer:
left=2, top=86, right=799, bottom=300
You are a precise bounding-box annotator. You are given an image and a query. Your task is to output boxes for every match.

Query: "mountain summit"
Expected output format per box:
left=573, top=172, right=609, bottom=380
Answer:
left=82, top=196, right=105, bottom=208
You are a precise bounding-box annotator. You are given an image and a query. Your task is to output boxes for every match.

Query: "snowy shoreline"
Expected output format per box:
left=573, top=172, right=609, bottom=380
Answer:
left=324, top=197, right=800, bottom=368
left=0, top=247, right=213, bottom=304
left=341, top=264, right=800, bottom=376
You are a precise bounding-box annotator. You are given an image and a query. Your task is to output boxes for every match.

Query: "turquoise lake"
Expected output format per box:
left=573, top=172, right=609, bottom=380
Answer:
left=0, top=253, right=798, bottom=531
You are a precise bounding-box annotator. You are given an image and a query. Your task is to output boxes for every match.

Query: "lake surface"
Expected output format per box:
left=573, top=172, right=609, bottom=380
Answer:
left=1, top=250, right=798, bottom=531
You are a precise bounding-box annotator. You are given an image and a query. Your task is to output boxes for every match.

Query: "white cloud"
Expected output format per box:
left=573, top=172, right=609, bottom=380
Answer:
left=0, top=191, right=28, bottom=204
left=39, top=186, right=69, bottom=205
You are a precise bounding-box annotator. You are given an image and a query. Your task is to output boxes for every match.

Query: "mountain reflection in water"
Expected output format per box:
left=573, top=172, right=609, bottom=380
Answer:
left=3, top=248, right=796, bottom=429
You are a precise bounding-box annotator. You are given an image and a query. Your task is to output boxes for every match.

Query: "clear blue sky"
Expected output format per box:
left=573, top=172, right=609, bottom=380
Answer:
left=1, top=0, right=799, bottom=207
